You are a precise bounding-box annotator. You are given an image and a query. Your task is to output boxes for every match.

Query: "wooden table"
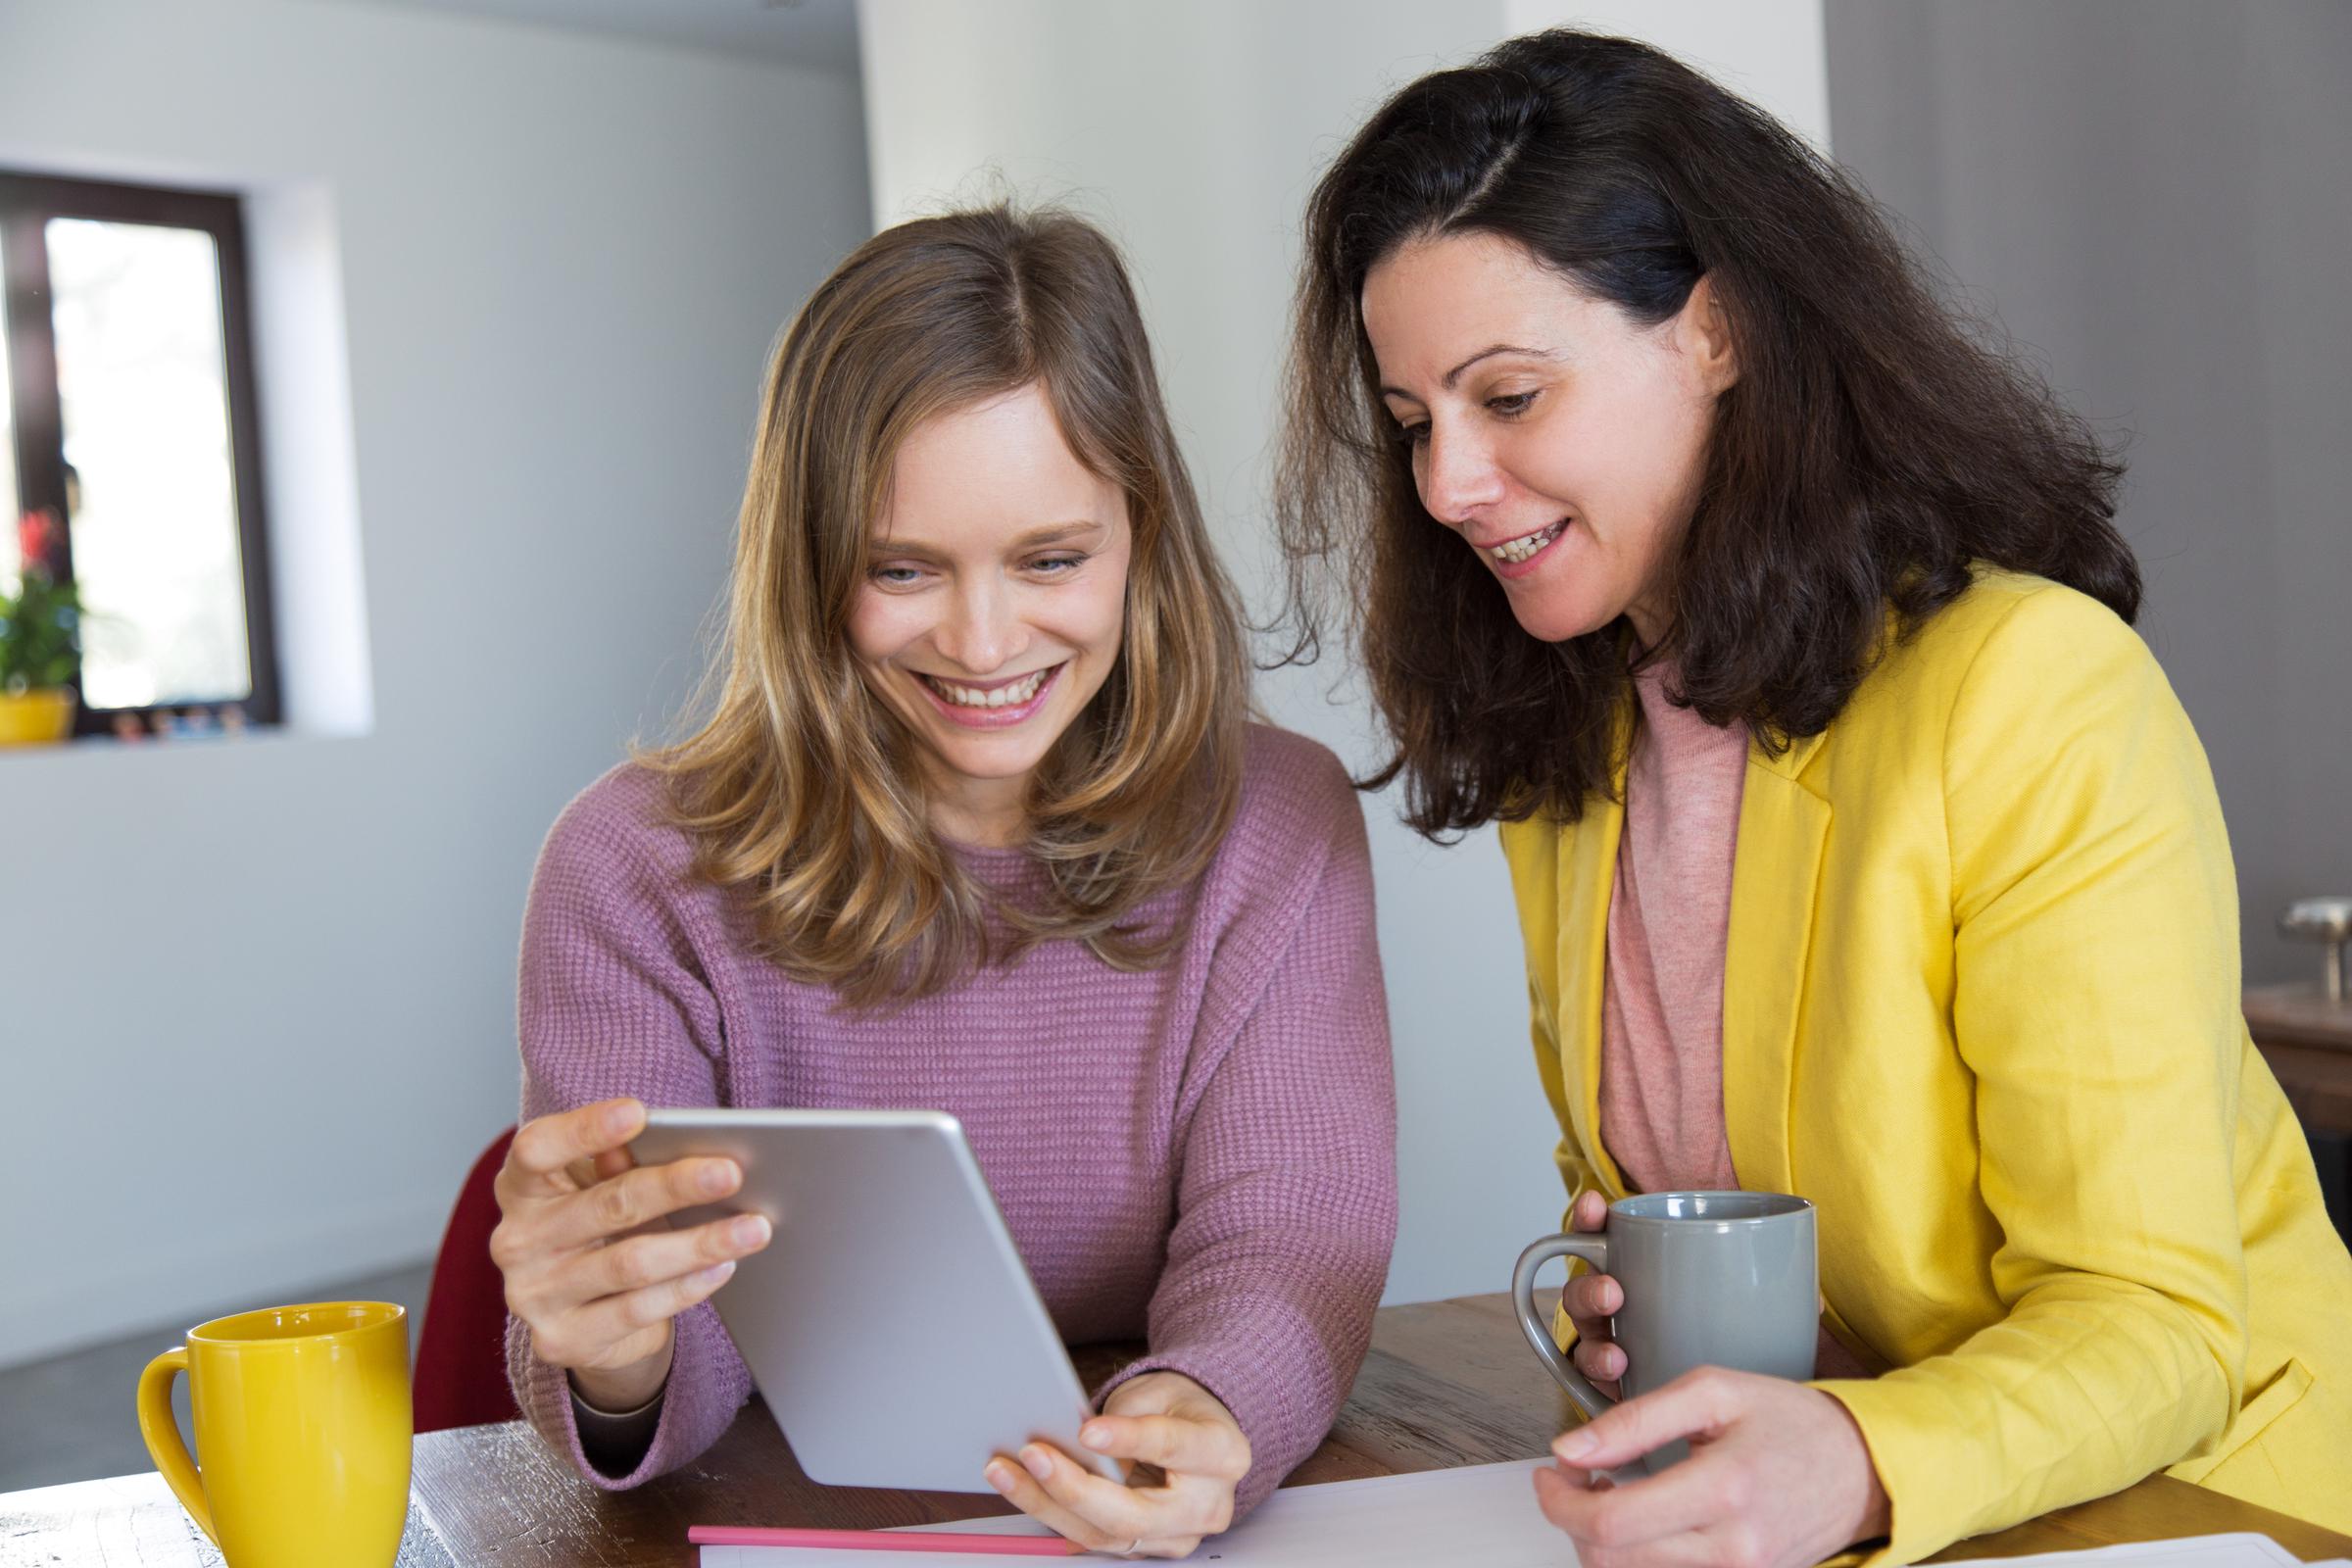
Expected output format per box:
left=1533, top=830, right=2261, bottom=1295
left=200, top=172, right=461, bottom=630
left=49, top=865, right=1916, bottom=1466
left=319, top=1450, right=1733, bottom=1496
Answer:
left=6, top=1295, right=2346, bottom=1566
left=2247, top=983, right=2352, bottom=1137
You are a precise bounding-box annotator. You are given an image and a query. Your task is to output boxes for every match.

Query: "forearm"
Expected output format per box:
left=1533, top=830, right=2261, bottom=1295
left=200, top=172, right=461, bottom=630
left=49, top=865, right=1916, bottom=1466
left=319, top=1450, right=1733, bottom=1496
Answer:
left=507, top=1302, right=754, bottom=1489
left=1818, top=1279, right=2231, bottom=1563
left=1132, top=755, right=1396, bottom=1514
left=571, top=1378, right=666, bottom=1477
left=1139, top=1070, right=1395, bottom=1513
left=1108, top=1236, right=1389, bottom=1516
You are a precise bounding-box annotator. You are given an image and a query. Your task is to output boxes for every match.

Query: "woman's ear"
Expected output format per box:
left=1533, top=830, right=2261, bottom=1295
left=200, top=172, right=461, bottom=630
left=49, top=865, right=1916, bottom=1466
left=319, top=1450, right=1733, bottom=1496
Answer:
left=1679, top=274, right=1741, bottom=396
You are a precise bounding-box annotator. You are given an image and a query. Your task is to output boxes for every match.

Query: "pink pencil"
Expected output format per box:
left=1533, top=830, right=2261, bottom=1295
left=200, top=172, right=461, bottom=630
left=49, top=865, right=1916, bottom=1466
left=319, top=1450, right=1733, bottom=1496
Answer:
left=687, top=1524, right=1082, bottom=1556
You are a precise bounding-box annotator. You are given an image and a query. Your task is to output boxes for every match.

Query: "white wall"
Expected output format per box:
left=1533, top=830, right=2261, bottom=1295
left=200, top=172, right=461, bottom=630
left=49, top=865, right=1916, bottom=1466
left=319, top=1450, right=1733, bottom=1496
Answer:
left=859, top=0, right=1828, bottom=1306
left=1513, top=2, right=1829, bottom=151
left=0, top=0, right=870, bottom=1365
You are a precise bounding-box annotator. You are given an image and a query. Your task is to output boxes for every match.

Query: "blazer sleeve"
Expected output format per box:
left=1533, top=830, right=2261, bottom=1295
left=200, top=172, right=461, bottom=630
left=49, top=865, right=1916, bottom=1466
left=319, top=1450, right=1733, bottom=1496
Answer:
left=1818, top=587, right=2253, bottom=1561
left=503, top=786, right=756, bottom=1489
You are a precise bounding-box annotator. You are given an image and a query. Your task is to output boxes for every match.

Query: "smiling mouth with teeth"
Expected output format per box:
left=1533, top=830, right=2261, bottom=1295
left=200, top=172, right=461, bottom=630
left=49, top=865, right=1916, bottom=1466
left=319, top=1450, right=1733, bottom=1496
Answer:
left=919, top=664, right=1057, bottom=710
left=1489, top=520, right=1567, bottom=565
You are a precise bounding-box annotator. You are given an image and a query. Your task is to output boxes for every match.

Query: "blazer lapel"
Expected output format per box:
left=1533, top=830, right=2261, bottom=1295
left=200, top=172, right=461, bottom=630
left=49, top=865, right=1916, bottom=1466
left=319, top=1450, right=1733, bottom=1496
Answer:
left=1555, top=771, right=1628, bottom=1200
left=1722, top=730, right=1832, bottom=1198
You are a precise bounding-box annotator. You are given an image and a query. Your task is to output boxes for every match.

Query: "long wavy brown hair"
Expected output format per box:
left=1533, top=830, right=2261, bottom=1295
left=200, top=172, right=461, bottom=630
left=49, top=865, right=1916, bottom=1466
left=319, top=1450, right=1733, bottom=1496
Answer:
left=646, top=206, right=1247, bottom=1006
left=1277, top=29, right=2139, bottom=839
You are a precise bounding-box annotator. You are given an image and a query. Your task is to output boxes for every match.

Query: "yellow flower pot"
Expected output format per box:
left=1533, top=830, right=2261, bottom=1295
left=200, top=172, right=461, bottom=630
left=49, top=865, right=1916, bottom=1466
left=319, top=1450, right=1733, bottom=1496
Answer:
left=0, top=689, right=75, bottom=746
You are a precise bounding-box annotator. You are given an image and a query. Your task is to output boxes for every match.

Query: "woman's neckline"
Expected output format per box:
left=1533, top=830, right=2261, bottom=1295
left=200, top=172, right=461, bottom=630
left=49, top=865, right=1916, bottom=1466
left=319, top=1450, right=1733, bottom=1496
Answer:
left=938, top=833, right=1033, bottom=863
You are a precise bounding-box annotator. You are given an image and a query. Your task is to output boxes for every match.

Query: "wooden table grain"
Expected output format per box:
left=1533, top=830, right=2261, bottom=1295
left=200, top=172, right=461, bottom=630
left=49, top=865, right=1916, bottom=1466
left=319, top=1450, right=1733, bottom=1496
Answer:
left=6, top=1294, right=2345, bottom=1566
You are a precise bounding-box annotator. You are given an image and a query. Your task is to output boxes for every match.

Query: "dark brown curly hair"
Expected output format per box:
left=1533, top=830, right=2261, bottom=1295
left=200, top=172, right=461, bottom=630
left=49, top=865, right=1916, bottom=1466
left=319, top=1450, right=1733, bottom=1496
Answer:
left=1276, top=28, right=2139, bottom=839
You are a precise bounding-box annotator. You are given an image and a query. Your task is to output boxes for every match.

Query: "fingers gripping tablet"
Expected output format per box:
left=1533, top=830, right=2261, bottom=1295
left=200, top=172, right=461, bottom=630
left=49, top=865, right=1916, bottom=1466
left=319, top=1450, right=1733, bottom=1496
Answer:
left=630, top=1108, right=1126, bottom=1492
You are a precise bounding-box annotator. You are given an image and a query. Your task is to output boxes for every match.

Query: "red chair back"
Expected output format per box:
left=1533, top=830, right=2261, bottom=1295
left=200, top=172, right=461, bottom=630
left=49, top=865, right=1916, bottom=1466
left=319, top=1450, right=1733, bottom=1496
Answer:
left=414, top=1125, right=520, bottom=1433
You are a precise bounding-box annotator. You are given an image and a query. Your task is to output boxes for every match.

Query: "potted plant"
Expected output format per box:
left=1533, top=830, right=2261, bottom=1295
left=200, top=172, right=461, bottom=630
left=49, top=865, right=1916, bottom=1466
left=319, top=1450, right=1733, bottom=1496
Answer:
left=0, top=508, right=82, bottom=746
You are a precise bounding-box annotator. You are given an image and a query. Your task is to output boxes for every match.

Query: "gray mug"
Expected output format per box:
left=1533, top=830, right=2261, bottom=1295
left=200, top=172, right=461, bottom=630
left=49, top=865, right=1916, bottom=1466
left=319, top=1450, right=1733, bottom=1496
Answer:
left=1512, top=1191, right=1817, bottom=1470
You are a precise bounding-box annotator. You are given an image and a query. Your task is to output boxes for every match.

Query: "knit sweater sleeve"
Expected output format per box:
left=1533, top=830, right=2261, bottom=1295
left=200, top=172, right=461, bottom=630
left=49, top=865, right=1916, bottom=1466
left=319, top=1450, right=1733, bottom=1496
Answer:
left=1102, top=741, right=1399, bottom=1519
left=503, top=769, right=755, bottom=1489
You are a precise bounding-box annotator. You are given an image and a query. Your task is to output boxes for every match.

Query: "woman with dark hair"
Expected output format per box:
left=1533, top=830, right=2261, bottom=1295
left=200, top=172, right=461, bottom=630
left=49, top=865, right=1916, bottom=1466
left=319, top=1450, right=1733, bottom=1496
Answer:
left=1280, top=28, right=2351, bottom=1566
left=490, top=206, right=1396, bottom=1558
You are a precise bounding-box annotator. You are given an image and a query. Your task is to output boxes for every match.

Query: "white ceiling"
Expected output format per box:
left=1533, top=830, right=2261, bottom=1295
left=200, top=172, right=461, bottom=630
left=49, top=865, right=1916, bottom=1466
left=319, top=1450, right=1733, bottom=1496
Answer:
left=344, top=0, right=861, bottom=76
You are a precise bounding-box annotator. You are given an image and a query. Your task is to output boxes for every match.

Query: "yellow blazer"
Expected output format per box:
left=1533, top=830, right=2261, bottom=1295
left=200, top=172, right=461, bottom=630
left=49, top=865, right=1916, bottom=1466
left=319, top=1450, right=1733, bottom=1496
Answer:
left=1499, top=569, right=2352, bottom=1558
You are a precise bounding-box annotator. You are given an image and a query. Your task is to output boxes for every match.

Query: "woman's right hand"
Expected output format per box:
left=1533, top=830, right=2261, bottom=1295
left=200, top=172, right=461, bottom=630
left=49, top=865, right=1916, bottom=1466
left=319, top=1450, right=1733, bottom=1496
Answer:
left=491, top=1097, right=773, bottom=1412
left=1563, top=1190, right=1625, bottom=1399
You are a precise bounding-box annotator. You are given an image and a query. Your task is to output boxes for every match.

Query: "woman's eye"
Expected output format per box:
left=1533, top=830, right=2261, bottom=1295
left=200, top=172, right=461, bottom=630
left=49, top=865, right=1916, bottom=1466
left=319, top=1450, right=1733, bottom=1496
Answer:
left=1487, top=390, right=1538, bottom=417
left=1029, top=554, right=1087, bottom=575
left=870, top=564, right=924, bottom=587
left=1394, top=420, right=1431, bottom=448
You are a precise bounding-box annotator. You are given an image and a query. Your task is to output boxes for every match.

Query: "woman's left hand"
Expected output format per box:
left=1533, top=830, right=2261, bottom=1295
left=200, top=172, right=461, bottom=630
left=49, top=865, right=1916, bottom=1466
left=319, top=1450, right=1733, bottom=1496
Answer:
left=984, top=1370, right=1250, bottom=1559
left=1534, top=1366, right=1891, bottom=1568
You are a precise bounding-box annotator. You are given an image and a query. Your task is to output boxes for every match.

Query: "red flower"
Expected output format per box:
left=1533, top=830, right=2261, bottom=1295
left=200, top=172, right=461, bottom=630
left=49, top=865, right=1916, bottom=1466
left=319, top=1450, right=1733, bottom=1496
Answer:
left=17, top=508, right=55, bottom=571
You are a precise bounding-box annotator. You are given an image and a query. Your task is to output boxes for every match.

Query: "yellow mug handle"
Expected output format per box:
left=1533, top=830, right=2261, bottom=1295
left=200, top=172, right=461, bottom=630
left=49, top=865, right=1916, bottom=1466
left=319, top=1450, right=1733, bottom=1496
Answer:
left=136, top=1347, right=218, bottom=1545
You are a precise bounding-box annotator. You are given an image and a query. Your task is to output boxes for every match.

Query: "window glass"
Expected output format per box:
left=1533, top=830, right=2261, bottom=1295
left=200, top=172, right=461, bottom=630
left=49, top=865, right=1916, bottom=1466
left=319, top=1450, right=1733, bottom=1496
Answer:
left=45, top=216, right=251, bottom=708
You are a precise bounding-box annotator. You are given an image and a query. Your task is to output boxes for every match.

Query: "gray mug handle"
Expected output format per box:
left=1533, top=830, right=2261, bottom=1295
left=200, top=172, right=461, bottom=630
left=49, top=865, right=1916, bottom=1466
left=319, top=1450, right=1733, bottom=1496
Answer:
left=1512, top=1232, right=1614, bottom=1422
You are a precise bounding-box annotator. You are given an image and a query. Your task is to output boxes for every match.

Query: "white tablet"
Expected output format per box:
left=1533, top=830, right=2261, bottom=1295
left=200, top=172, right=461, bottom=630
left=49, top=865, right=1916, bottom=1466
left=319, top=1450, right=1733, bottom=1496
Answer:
left=630, top=1107, right=1125, bottom=1493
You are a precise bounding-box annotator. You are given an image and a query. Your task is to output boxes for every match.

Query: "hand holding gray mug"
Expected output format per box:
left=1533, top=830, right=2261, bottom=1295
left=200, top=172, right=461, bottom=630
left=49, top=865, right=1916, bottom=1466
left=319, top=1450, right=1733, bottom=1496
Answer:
left=1512, top=1190, right=1818, bottom=1471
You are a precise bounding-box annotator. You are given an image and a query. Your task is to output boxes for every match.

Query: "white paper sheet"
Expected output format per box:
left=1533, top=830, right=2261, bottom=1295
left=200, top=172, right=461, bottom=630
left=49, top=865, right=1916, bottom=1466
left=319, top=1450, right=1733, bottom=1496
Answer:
left=699, top=1468, right=2321, bottom=1568
left=699, top=1456, right=1579, bottom=1565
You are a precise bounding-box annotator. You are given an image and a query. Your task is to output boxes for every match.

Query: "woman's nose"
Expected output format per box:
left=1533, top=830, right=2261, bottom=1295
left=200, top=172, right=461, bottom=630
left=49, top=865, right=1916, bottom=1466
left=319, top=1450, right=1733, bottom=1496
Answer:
left=1420, top=422, right=1506, bottom=523
left=934, top=582, right=1021, bottom=674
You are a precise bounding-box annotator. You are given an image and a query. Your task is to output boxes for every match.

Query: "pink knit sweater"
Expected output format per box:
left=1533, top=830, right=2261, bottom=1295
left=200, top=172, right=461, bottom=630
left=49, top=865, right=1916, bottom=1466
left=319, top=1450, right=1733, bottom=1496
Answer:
left=504, top=723, right=1397, bottom=1516
left=1599, top=661, right=1747, bottom=1197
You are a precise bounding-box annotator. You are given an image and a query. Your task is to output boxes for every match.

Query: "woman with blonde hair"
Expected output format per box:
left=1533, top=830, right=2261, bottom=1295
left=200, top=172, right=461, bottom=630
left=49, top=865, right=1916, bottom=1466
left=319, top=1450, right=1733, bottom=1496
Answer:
left=490, top=206, right=1396, bottom=1558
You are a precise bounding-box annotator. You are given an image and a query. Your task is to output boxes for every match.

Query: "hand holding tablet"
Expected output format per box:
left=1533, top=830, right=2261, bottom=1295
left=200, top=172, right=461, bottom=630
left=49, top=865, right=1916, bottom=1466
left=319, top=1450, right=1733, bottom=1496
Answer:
left=502, top=1104, right=1254, bottom=1556
left=983, top=1368, right=1251, bottom=1559
left=491, top=1099, right=775, bottom=1414
left=627, top=1108, right=1128, bottom=1494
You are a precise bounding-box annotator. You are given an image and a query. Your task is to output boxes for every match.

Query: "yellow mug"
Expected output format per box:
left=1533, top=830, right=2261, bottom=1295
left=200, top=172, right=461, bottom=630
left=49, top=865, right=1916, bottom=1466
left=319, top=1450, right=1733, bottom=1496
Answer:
left=136, top=1300, right=413, bottom=1567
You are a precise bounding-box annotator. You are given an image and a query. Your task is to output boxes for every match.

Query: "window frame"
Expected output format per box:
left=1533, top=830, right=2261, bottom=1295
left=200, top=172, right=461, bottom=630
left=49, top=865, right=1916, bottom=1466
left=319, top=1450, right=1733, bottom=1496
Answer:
left=0, top=170, right=282, bottom=734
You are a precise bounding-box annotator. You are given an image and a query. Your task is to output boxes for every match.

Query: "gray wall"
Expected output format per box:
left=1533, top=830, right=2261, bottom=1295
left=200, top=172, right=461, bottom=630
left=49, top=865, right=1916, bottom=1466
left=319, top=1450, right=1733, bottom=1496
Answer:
left=1825, top=0, right=2352, bottom=986
left=0, top=0, right=871, bottom=1365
